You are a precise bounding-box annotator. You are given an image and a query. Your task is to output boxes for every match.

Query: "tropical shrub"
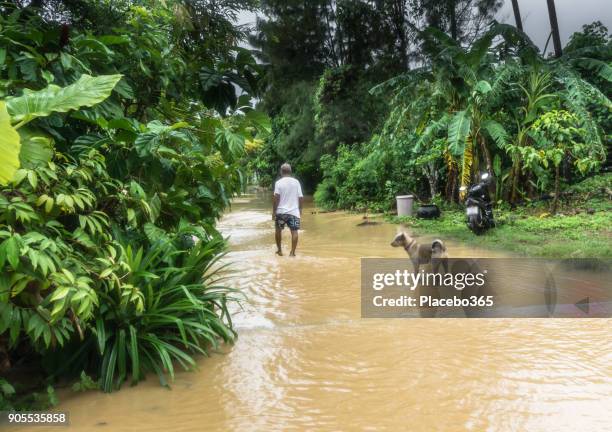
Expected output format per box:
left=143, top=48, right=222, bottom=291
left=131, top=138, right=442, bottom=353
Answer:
left=531, top=110, right=593, bottom=212
left=311, top=21, right=611, bottom=211
left=0, top=1, right=267, bottom=400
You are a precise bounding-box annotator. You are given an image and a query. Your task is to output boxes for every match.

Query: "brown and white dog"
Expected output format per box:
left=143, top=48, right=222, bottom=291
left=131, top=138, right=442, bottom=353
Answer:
left=390, top=232, right=448, bottom=273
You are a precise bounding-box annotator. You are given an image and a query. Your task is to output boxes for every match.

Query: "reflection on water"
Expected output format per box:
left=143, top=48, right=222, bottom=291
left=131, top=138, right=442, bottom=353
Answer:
left=14, top=193, right=612, bottom=432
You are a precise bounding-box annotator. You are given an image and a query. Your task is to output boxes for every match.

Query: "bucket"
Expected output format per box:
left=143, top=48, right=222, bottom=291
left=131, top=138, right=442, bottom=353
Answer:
left=396, top=195, right=415, bottom=217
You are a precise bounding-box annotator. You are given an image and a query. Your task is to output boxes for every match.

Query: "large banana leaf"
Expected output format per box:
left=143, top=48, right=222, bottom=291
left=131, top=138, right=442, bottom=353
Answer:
left=447, top=110, right=472, bottom=156
left=0, top=102, right=21, bottom=184
left=482, top=119, right=509, bottom=149
left=6, top=74, right=122, bottom=124
left=18, top=127, right=53, bottom=168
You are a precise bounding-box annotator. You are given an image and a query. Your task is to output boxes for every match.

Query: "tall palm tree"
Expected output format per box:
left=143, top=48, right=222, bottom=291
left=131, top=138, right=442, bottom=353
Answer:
left=546, top=0, right=563, bottom=57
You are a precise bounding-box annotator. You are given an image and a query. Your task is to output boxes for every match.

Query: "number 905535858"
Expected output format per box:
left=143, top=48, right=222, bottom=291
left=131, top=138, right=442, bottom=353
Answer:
left=3, top=412, right=68, bottom=425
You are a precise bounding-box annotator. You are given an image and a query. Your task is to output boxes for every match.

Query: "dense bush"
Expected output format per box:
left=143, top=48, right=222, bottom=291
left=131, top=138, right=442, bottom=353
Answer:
left=0, top=1, right=267, bottom=405
left=314, top=137, right=427, bottom=211
left=249, top=81, right=319, bottom=189
left=312, top=22, right=610, bottom=211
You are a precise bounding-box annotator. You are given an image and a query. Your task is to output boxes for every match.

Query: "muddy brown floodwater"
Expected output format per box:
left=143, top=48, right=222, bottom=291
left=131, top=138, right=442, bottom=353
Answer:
left=13, top=194, right=612, bottom=431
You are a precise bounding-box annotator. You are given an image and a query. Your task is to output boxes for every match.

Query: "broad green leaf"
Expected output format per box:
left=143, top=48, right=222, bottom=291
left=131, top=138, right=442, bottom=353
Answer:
left=200, top=67, right=223, bottom=91
left=482, top=119, right=509, bottom=149
left=50, top=287, right=70, bottom=302
left=1, top=379, right=15, bottom=396
left=149, top=194, right=161, bottom=223
left=493, top=154, right=502, bottom=177
left=18, top=128, right=53, bottom=168
left=73, top=36, right=114, bottom=57
left=6, top=74, right=122, bottom=124
left=4, top=236, right=20, bottom=270
left=447, top=110, right=472, bottom=156
left=473, top=80, right=492, bottom=95
left=224, top=129, right=245, bottom=157
left=98, top=35, right=130, bottom=45
left=573, top=58, right=612, bottom=83
left=0, top=102, right=21, bottom=184
left=244, top=109, right=271, bottom=134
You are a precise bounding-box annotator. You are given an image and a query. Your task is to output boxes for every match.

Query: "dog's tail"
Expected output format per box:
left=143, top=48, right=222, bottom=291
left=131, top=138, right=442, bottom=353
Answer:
left=431, top=239, right=446, bottom=252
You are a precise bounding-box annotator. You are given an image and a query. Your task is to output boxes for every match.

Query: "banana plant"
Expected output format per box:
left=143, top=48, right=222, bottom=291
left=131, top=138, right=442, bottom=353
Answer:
left=505, top=68, right=557, bottom=202
left=0, top=74, right=121, bottom=184
left=422, top=25, right=524, bottom=191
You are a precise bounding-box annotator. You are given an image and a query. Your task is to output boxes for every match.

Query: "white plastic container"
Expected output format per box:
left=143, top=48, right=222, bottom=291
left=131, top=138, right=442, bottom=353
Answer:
left=396, top=195, right=415, bottom=217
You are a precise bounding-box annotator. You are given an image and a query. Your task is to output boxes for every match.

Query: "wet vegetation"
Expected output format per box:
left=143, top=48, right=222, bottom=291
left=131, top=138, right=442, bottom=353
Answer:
left=249, top=2, right=610, bottom=215
left=1, top=0, right=266, bottom=409
left=1, top=0, right=610, bottom=412
left=248, top=1, right=610, bottom=255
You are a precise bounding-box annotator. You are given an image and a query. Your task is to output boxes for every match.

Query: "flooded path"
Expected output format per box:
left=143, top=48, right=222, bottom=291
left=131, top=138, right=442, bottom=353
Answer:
left=17, top=194, right=612, bottom=431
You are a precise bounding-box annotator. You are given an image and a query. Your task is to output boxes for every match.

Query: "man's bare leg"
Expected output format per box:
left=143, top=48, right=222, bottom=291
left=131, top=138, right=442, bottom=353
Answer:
left=275, top=226, right=283, bottom=256
left=290, top=230, right=298, bottom=256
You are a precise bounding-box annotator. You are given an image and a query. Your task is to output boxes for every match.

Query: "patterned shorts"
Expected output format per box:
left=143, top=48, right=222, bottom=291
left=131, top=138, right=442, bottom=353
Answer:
left=275, top=214, right=300, bottom=231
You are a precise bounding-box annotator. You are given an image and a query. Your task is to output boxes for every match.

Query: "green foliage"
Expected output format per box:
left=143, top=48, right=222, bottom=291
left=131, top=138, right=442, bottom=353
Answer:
left=6, top=74, right=122, bottom=125
left=532, top=110, right=592, bottom=172
left=447, top=110, right=471, bottom=156
left=71, top=372, right=98, bottom=392
left=81, top=238, right=235, bottom=392
left=310, top=20, right=611, bottom=210
left=314, top=66, right=386, bottom=154
left=0, top=0, right=268, bottom=401
left=566, top=173, right=612, bottom=195
left=1, top=379, right=58, bottom=411
left=250, top=82, right=319, bottom=189
left=0, top=102, right=20, bottom=184
left=314, top=135, right=425, bottom=211
left=0, top=378, right=16, bottom=410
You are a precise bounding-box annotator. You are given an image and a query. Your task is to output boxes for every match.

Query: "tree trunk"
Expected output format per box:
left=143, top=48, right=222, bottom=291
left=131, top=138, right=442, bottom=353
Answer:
left=424, top=162, right=438, bottom=199
left=0, top=336, right=10, bottom=374
left=448, top=0, right=457, bottom=40
left=546, top=0, right=563, bottom=57
left=526, top=171, right=534, bottom=198
left=391, top=0, right=409, bottom=70
left=552, top=164, right=560, bottom=213
left=445, top=154, right=458, bottom=203
left=510, top=158, right=520, bottom=203
left=511, top=0, right=523, bottom=31
left=479, top=135, right=492, bottom=173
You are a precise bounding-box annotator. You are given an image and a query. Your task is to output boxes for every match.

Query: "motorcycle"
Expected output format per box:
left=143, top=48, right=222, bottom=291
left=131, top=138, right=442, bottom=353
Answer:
left=460, top=173, right=495, bottom=235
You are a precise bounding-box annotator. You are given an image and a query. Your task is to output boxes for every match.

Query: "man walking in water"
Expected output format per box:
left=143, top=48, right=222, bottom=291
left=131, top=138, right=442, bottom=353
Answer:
left=272, top=163, right=303, bottom=256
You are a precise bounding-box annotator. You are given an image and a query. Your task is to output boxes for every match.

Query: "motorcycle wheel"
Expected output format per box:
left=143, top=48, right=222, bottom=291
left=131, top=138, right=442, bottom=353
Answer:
left=468, top=215, right=483, bottom=235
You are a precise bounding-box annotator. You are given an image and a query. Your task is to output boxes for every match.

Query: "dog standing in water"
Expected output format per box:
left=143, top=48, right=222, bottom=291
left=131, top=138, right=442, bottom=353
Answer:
left=390, top=232, right=448, bottom=273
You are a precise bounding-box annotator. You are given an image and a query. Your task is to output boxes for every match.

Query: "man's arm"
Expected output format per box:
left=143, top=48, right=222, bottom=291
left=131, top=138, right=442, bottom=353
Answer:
left=298, top=181, right=304, bottom=216
left=272, top=193, right=280, bottom=220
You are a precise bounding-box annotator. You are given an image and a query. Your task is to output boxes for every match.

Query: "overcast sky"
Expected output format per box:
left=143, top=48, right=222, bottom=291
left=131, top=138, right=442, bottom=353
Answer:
left=238, top=0, right=611, bottom=54
left=497, top=0, right=612, bottom=54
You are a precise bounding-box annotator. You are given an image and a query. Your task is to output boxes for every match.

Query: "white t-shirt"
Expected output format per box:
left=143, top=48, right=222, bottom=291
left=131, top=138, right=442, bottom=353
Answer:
left=274, top=176, right=303, bottom=218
